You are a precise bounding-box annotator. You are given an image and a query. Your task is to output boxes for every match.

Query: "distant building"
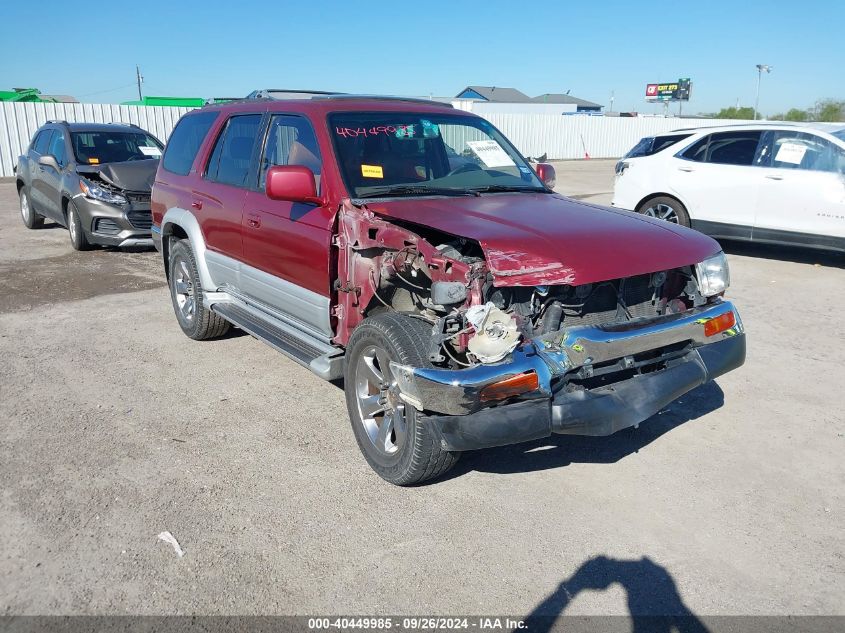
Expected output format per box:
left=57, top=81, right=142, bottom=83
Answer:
left=455, top=85, right=602, bottom=114
left=0, top=88, right=78, bottom=103
left=531, top=93, right=602, bottom=112
left=456, top=86, right=533, bottom=103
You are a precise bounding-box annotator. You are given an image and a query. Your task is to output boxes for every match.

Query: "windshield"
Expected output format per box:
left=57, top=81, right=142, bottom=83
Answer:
left=71, top=130, right=163, bottom=165
left=832, top=129, right=845, bottom=143
left=329, top=112, right=545, bottom=198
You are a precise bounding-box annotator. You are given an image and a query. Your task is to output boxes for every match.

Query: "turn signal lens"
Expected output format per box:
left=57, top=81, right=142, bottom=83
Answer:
left=704, top=312, right=736, bottom=337
left=479, top=371, right=539, bottom=402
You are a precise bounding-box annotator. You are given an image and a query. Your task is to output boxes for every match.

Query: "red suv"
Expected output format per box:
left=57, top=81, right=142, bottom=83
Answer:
left=151, top=92, right=745, bottom=485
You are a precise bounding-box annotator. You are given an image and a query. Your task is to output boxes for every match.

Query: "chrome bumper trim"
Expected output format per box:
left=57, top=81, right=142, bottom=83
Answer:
left=392, top=300, right=742, bottom=416
left=118, top=238, right=154, bottom=248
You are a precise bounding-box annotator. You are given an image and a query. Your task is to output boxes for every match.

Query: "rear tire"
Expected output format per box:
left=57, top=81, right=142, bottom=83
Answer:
left=168, top=239, right=230, bottom=340
left=345, top=312, right=460, bottom=485
left=19, top=187, right=44, bottom=229
left=637, top=195, right=690, bottom=227
left=67, top=201, right=93, bottom=251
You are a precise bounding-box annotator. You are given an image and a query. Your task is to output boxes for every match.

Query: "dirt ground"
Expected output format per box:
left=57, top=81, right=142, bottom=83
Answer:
left=0, top=162, right=843, bottom=617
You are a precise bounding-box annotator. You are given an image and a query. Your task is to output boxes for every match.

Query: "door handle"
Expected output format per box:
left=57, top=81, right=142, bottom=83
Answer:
left=765, top=175, right=784, bottom=181
left=191, top=200, right=203, bottom=210
left=247, top=213, right=261, bottom=228
left=678, top=167, right=695, bottom=172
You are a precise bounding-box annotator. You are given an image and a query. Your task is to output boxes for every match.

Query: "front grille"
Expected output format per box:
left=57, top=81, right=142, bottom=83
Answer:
left=94, top=218, right=121, bottom=235
left=126, top=192, right=151, bottom=205
left=127, top=210, right=152, bottom=230
left=561, top=273, right=664, bottom=329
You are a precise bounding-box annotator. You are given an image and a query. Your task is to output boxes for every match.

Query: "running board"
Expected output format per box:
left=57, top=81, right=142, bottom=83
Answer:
left=211, top=302, right=344, bottom=380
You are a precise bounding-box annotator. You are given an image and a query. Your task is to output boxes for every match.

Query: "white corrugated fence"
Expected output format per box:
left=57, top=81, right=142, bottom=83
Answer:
left=0, top=102, right=195, bottom=178
left=1, top=101, right=750, bottom=178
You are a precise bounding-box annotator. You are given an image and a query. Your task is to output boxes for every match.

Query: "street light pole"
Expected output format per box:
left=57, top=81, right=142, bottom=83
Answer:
left=754, top=64, right=772, bottom=120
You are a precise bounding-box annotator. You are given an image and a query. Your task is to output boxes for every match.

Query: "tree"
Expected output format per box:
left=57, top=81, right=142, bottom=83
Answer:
left=813, top=99, right=845, bottom=122
left=783, top=108, right=810, bottom=121
left=713, top=106, right=756, bottom=119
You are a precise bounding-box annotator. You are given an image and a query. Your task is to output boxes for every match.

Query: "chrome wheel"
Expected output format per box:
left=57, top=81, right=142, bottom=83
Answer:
left=20, top=191, right=31, bottom=223
left=172, top=257, right=196, bottom=323
left=643, top=203, right=679, bottom=223
left=354, top=344, right=407, bottom=456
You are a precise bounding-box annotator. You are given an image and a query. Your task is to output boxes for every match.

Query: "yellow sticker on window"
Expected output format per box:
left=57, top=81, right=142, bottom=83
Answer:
left=88, top=157, right=100, bottom=164
left=361, top=164, right=383, bottom=178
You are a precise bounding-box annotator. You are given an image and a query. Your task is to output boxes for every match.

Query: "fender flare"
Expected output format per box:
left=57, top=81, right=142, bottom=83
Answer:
left=160, top=207, right=216, bottom=291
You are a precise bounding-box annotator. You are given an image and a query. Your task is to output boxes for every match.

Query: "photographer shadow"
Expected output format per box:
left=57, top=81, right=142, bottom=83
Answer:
left=446, top=381, right=724, bottom=478
left=526, top=555, right=709, bottom=633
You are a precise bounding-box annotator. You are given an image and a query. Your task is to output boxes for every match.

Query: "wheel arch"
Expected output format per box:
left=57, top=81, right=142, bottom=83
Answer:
left=635, top=192, right=689, bottom=215
left=160, top=207, right=215, bottom=290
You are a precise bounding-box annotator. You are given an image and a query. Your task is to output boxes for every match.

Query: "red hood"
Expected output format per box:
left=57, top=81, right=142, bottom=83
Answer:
left=364, top=193, right=721, bottom=286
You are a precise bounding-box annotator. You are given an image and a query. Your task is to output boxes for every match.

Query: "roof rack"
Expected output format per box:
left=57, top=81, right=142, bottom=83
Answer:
left=45, top=119, right=69, bottom=125
left=246, top=89, right=341, bottom=100
left=313, top=94, right=453, bottom=108
left=244, top=89, right=453, bottom=108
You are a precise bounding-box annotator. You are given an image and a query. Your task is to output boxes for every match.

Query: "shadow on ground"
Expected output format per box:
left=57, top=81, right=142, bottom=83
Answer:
left=443, top=381, right=723, bottom=479
left=525, top=555, right=709, bottom=633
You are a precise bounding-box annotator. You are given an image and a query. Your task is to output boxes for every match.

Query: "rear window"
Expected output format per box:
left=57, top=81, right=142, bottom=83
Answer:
left=162, top=112, right=219, bottom=176
left=624, top=134, right=692, bottom=159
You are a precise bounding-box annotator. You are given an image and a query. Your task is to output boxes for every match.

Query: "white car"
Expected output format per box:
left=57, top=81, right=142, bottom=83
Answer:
left=612, top=123, right=845, bottom=252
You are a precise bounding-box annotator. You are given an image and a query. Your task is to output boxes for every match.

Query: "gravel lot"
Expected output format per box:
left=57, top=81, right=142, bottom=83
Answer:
left=1, top=161, right=843, bottom=617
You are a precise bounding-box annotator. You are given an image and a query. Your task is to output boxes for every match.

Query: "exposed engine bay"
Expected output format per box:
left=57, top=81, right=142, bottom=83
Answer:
left=335, top=202, right=713, bottom=370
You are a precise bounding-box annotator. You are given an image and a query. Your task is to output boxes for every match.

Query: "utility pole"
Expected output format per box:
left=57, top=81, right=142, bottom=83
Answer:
left=609, top=90, right=615, bottom=113
left=136, top=65, right=144, bottom=101
left=754, top=64, right=772, bottom=120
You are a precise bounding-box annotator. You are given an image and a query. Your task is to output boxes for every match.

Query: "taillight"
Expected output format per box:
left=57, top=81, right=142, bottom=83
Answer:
left=703, top=311, right=736, bottom=337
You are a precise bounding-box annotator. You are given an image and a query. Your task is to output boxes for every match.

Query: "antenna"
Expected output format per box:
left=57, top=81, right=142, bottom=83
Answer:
left=136, top=65, right=144, bottom=101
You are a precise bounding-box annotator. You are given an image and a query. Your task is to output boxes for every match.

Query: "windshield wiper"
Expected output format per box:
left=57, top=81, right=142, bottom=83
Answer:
left=470, top=185, right=552, bottom=194
left=356, top=185, right=479, bottom=199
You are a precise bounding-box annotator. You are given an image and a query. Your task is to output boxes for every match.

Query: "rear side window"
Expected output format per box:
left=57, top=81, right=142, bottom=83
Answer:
left=33, top=130, right=53, bottom=155
left=679, top=131, right=763, bottom=166
left=205, top=114, right=263, bottom=187
left=624, top=134, right=692, bottom=159
left=162, top=112, right=218, bottom=176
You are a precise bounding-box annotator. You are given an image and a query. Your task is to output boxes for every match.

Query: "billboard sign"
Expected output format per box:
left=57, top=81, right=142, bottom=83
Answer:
left=645, top=78, right=691, bottom=102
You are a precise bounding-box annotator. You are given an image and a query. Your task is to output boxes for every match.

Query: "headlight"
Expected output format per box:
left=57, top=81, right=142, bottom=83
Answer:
left=695, top=252, right=730, bottom=297
left=79, top=179, right=127, bottom=205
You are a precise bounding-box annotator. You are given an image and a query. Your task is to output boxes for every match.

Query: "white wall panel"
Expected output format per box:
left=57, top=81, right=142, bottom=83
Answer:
left=0, top=102, right=195, bottom=178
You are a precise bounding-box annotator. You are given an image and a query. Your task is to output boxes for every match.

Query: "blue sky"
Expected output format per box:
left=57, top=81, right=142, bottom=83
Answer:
left=1, top=0, right=842, bottom=115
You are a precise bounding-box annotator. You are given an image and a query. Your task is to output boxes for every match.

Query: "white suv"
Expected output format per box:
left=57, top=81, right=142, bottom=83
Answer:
left=612, top=123, right=845, bottom=253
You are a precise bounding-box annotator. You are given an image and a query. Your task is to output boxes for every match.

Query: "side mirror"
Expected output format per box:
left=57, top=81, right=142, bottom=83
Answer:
left=535, top=163, right=556, bottom=189
left=38, top=154, right=60, bottom=171
left=265, top=165, right=320, bottom=204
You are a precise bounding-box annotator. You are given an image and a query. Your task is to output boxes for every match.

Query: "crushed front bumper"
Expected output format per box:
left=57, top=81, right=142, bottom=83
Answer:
left=390, top=300, right=745, bottom=451
left=74, top=195, right=153, bottom=248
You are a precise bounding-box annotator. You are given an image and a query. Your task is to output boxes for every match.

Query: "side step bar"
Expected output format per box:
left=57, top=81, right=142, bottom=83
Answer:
left=211, top=302, right=344, bottom=381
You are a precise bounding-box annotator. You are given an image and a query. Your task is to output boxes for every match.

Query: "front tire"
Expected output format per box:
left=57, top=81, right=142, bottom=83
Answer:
left=168, top=239, right=230, bottom=340
left=19, top=188, right=44, bottom=229
left=67, top=201, right=93, bottom=251
left=345, top=312, right=460, bottom=485
left=637, top=195, right=690, bottom=227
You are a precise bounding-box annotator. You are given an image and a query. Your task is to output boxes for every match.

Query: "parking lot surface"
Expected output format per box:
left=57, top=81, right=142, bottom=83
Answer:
left=1, top=161, right=843, bottom=616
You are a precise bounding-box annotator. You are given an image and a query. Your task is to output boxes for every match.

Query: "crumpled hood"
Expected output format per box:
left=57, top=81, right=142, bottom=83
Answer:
left=77, top=159, right=158, bottom=192
left=364, top=193, right=721, bottom=286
